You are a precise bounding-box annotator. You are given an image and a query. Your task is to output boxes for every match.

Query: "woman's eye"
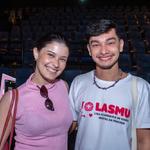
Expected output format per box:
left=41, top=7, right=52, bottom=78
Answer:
left=48, top=53, right=54, bottom=57
left=60, top=59, right=67, bottom=62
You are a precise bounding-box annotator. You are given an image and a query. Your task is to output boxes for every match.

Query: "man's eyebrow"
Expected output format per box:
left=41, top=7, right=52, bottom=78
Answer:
left=106, top=37, right=116, bottom=41
left=90, top=37, right=117, bottom=44
left=90, top=40, right=100, bottom=44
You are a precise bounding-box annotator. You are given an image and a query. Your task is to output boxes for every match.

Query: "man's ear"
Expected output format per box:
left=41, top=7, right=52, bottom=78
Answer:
left=119, top=39, right=124, bottom=53
left=33, top=47, right=39, bottom=60
left=87, top=44, right=91, bottom=56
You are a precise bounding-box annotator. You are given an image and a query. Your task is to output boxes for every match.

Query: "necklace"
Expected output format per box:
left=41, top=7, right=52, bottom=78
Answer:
left=93, top=70, right=122, bottom=90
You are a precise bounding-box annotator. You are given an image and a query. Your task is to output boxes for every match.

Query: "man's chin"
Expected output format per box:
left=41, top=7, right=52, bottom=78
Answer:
left=97, top=64, right=114, bottom=70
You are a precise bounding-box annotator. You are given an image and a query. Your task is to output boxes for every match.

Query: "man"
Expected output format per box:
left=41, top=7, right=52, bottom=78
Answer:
left=69, top=19, right=150, bottom=150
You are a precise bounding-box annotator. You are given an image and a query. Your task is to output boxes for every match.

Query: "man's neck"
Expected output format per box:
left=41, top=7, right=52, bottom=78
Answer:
left=95, top=67, right=124, bottom=81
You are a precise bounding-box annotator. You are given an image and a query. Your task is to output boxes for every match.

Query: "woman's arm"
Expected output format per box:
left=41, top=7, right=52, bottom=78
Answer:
left=0, top=92, right=12, bottom=150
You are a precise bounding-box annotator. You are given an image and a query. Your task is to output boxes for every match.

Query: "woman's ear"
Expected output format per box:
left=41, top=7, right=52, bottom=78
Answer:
left=33, top=47, right=39, bottom=60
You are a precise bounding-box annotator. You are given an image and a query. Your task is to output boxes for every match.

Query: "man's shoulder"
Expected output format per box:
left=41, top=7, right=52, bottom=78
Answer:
left=130, top=74, right=150, bottom=88
left=70, top=70, right=93, bottom=88
left=70, top=71, right=94, bottom=94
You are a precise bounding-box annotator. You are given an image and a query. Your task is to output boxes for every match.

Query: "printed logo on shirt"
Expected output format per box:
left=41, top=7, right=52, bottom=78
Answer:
left=80, top=101, right=131, bottom=125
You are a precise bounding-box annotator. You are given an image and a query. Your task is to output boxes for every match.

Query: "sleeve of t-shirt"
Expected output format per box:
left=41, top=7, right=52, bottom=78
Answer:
left=136, top=79, right=150, bottom=128
left=69, top=77, right=79, bottom=121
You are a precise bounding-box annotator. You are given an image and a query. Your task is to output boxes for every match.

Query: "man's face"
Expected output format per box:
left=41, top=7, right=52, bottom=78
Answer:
left=87, top=28, right=124, bottom=70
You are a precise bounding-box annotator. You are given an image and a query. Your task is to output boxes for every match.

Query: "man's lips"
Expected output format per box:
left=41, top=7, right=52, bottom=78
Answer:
left=96, top=55, right=112, bottom=61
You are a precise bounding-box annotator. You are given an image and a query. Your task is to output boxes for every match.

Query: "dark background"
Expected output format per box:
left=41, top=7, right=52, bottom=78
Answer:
left=0, top=0, right=150, bottom=84
left=0, top=0, right=150, bottom=8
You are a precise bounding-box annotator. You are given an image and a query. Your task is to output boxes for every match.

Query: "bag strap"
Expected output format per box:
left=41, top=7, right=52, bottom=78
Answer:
left=0, top=89, right=18, bottom=150
left=131, top=77, right=138, bottom=150
left=9, top=89, right=18, bottom=149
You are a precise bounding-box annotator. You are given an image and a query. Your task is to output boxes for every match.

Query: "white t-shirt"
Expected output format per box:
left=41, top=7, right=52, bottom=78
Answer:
left=69, top=70, right=150, bottom=150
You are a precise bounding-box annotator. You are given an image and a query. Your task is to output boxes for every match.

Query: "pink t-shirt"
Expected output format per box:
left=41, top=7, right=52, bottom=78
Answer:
left=14, top=75, right=73, bottom=150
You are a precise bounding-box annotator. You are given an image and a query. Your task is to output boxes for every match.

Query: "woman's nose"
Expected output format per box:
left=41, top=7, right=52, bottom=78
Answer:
left=53, top=58, right=59, bottom=68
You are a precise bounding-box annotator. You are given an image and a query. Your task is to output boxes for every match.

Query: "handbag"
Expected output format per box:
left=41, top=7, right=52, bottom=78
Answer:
left=0, top=89, right=18, bottom=150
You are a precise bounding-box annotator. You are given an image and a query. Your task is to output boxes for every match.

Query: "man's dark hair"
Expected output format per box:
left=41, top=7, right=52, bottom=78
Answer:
left=86, top=19, right=121, bottom=41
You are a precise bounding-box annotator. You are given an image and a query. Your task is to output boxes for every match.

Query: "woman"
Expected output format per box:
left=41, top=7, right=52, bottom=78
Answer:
left=0, top=33, right=73, bottom=150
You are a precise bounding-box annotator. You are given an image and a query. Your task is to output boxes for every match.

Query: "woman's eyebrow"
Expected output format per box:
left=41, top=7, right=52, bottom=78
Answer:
left=45, top=49, right=55, bottom=54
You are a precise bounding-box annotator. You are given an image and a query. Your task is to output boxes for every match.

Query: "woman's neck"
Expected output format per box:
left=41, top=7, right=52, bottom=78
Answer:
left=31, top=73, right=55, bottom=86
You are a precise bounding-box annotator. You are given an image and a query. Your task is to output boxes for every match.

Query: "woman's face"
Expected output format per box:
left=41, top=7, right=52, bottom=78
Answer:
left=33, top=41, right=69, bottom=84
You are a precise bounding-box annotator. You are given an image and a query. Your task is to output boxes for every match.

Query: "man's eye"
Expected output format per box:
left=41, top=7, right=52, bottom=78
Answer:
left=91, top=44, right=99, bottom=47
left=107, top=41, right=115, bottom=45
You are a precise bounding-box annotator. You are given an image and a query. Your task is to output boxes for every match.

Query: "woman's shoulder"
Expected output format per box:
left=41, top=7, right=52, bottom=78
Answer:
left=57, top=79, right=69, bottom=91
left=16, top=81, right=28, bottom=91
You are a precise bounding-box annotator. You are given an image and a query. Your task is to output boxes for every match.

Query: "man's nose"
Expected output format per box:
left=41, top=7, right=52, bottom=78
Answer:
left=100, top=44, right=107, bottom=54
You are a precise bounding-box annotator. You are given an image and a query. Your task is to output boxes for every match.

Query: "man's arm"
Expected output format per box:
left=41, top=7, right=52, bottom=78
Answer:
left=137, top=128, right=150, bottom=150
